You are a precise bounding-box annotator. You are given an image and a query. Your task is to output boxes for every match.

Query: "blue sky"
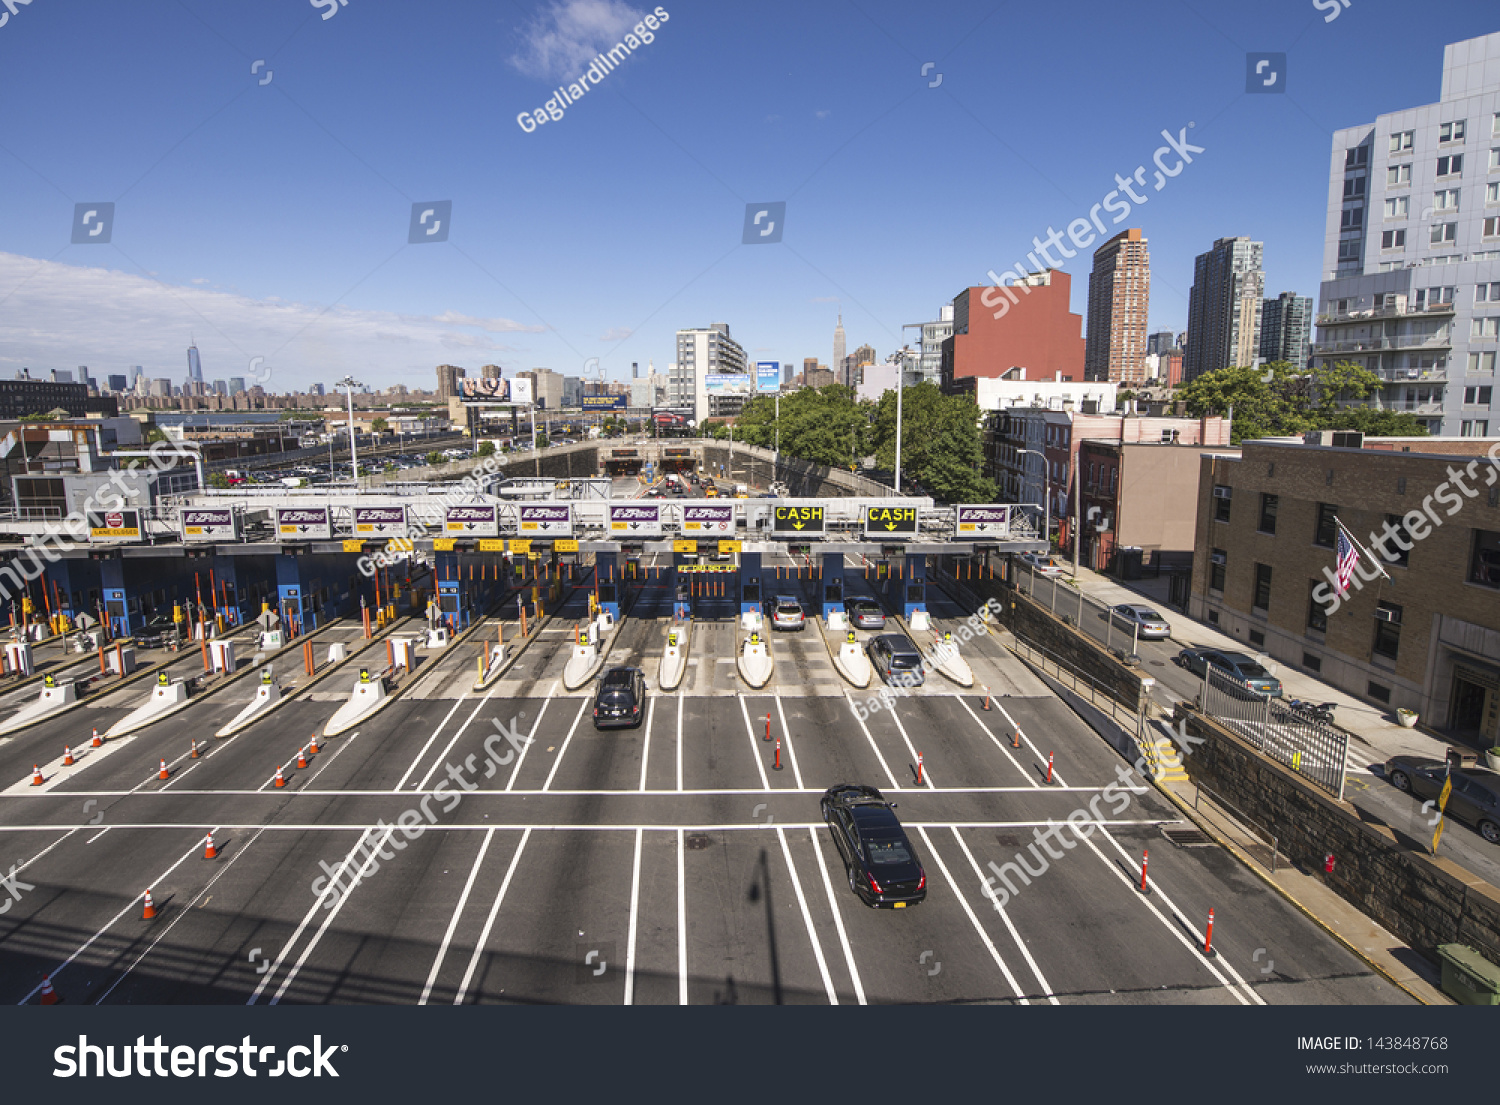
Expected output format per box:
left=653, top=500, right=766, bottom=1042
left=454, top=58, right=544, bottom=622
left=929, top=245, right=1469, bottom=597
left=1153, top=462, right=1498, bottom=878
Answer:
left=0, top=0, right=1496, bottom=393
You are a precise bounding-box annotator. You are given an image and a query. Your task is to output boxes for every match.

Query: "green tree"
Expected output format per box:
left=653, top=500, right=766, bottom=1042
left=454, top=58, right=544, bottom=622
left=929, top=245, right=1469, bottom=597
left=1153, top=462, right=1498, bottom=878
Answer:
left=371, top=417, right=389, bottom=434
left=144, top=427, right=169, bottom=444
left=476, top=440, right=496, bottom=457
left=734, top=384, right=873, bottom=469
left=535, top=433, right=549, bottom=449
left=867, top=383, right=996, bottom=503
left=206, top=471, right=230, bottom=489
left=1174, top=360, right=1418, bottom=444
left=426, top=450, right=443, bottom=467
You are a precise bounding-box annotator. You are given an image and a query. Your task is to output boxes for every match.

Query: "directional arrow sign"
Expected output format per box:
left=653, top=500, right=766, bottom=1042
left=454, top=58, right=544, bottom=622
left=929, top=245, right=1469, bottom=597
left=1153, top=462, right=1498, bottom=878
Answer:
left=519, top=503, right=572, bottom=536
left=773, top=505, right=824, bottom=536
left=181, top=508, right=237, bottom=543
left=353, top=505, right=407, bottom=539
left=609, top=503, right=661, bottom=537
left=864, top=505, right=917, bottom=539
left=954, top=504, right=1012, bottom=537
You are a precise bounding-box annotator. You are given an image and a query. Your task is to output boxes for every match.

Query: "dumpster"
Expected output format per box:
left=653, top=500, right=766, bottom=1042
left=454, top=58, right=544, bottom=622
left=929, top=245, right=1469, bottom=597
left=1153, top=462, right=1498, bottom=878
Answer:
left=1436, top=943, right=1500, bottom=1005
left=1118, top=546, right=1143, bottom=581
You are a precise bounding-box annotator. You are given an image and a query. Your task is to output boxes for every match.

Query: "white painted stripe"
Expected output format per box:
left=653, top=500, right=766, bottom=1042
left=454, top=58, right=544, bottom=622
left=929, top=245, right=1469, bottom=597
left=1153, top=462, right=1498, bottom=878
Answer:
left=503, top=682, right=555, bottom=791
left=11, top=828, right=78, bottom=876
left=773, top=693, right=805, bottom=791
left=677, top=827, right=688, bottom=1006
left=842, top=691, right=900, bottom=791
left=951, top=693, right=1038, bottom=787
left=0, top=819, right=1169, bottom=833
left=914, top=826, right=1029, bottom=1004
left=737, top=694, right=771, bottom=791
left=417, top=827, right=496, bottom=1006
left=415, top=686, right=501, bottom=791
left=638, top=696, right=655, bottom=792
left=14, top=784, right=1109, bottom=798
left=453, top=828, right=531, bottom=1004
left=944, top=826, right=1058, bottom=1004
left=394, top=692, right=471, bottom=790
left=886, top=699, right=935, bottom=789
left=996, top=701, right=1067, bottom=787
left=541, top=700, right=590, bottom=791
left=806, top=826, right=866, bottom=1004
left=622, top=827, right=644, bottom=1005
left=675, top=690, right=684, bottom=792
left=775, top=827, right=838, bottom=1005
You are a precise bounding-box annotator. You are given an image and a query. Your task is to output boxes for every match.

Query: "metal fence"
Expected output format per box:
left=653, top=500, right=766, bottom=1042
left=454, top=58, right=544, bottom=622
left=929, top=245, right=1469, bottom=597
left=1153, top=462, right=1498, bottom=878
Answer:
left=1201, top=665, right=1348, bottom=800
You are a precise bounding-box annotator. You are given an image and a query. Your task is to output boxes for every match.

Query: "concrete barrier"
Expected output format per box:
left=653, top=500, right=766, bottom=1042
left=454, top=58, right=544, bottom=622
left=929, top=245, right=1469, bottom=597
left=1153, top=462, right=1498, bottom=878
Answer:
left=928, top=637, right=974, bottom=688
left=325, top=669, right=391, bottom=737
left=106, top=676, right=192, bottom=738
left=473, top=643, right=509, bottom=690
left=659, top=624, right=690, bottom=691
left=563, top=640, right=604, bottom=691
left=738, top=633, right=774, bottom=689
left=0, top=678, right=79, bottom=738
left=215, top=669, right=283, bottom=738
left=832, top=637, right=872, bottom=689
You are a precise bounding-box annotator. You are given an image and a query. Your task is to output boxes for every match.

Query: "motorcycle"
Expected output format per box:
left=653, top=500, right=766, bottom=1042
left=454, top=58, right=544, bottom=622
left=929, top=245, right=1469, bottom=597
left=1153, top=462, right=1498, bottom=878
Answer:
left=1288, top=699, right=1337, bottom=724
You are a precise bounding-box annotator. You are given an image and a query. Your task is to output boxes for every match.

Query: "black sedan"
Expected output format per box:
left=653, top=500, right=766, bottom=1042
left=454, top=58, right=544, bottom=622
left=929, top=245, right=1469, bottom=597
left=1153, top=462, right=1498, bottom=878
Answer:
left=592, top=666, right=646, bottom=730
left=132, top=612, right=181, bottom=650
left=820, top=784, right=926, bottom=908
left=1384, top=756, right=1500, bottom=844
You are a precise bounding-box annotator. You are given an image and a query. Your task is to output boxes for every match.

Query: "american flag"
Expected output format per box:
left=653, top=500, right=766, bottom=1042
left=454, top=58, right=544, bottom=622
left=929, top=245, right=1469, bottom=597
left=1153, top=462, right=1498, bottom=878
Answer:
left=1335, top=526, right=1359, bottom=595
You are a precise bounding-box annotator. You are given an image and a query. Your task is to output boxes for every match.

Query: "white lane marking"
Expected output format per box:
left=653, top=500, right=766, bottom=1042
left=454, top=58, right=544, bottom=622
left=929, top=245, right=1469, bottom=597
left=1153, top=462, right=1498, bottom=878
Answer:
left=638, top=697, right=655, bottom=792
left=17, top=829, right=214, bottom=1004
left=950, top=693, right=1038, bottom=787
left=269, top=825, right=400, bottom=1004
left=995, top=701, right=1068, bottom=787
left=622, top=827, right=644, bottom=1005
left=944, top=827, right=1057, bottom=1004
left=418, top=827, right=496, bottom=1005
left=95, top=826, right=270, bottom=1004
left=13, top=829, right=79, bottom=872
left=453, top=828, right=531, bottom=1004
left=914, top=826, right=1030, bottom=1004
left=677, top=827, right=688, bottom=1006
left=1092, top=825, right=1265, bottom=1005
left=156, top=760, right=201, bottom=791
left=773, top=694, right=805, bottom=791
left=541, top=700, right=590, bottom=792
left=675, top=691, right=684, bottom=792
left=17, top=784, right=1105, bottom=798
left=806, top=826, right=866, bottom=1005
left=85, top=827, right=111, bottom=844
left=736, top=695, right=772, bottom=791
left=503, top=682, right=556, bottom=791
left=886, top=699, right=935, bottom=790
left=842, top=691, right=900, bottom=791
left=415, top=686, right=501, bottom=791
left=0, top=819, right=1166, bottom=833
left=775, top=827, right=838, bottom=1005
left=395, top=692, right=471, bottom=790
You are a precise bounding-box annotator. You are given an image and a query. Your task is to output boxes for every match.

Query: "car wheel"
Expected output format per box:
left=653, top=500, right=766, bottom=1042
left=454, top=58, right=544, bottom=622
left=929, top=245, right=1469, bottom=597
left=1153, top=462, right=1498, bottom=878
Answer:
left=1482, top=820, right=1500, bottom=845
left=1390, top=770, right=1411, bottom=792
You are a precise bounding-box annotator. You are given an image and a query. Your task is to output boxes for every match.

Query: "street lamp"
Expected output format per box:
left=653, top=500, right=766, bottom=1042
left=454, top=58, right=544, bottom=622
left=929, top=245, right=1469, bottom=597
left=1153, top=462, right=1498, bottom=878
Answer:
left=335, top=375, right=363, bottom=483
left=1017, top=447, right=1049, bottom=546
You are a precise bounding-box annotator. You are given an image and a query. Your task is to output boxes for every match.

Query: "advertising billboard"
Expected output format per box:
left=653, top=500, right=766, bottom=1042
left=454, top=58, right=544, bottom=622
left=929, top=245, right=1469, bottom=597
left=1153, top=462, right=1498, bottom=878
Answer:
left=276, top=506, right=332, bottom=540
left=581, top=394, right=627, bottom=410
left=181, top=507, right=237, bottom=542
left=608, top=503, right=662, bottom=537
left=704, top=374, right=751, bottom=395
left=755, top=362, right=781, bottom=392
left=458, top=377, right=532, bottom=404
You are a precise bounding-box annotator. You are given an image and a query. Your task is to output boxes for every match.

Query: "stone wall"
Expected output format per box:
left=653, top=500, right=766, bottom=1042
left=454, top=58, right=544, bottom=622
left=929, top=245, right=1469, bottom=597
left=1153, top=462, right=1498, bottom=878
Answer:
left=366, top=445, right=600, bottom=487
left=700, top=443, right=899, bottom=499
left=1174, top=704, right=1500, bottom=959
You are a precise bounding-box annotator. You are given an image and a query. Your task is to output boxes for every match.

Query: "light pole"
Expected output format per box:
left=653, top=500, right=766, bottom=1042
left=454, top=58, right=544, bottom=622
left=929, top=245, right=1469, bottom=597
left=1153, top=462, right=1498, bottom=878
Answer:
left=894, top=367, right=904, bottom=494
left=1017, top=447, right=1049, bottom=547
left=336, top=375, right=363, bottom=483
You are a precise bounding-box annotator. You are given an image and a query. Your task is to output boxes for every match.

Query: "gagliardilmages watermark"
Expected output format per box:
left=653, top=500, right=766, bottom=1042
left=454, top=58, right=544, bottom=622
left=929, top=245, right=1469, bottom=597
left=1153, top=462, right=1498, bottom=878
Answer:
left=516, top=6, right=670, bottom=133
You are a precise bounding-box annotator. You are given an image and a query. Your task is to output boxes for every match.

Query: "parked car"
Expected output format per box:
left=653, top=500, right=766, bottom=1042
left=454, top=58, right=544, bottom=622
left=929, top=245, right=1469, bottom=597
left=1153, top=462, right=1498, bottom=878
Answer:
left=1384, top=757, right=1500, bottom=844
left=1107, top=603, right=1171, bottom=640
left=592, top=667, right=646, bottom=730
left=1020, top=553, right=1067, bottom=578
left=843, top=597, right=886, bottom=631
left=1175, top=647, right=1284, bottom=697
left=867, top=633, right=925, bottom=687
left=820, top=784, right=926, bottom=908
left=771, top=595, right=805, bottom=631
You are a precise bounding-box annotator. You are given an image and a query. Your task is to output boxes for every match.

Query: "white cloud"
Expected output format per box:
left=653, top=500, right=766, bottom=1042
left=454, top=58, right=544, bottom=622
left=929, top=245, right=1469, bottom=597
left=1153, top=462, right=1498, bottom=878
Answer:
left=600, top=326, right=633, bottom=341
left=0, top=252, right=542, bottom=391
left=815, top=109, right=831, bottom=119
left=508, top=0, right=646, bottom=82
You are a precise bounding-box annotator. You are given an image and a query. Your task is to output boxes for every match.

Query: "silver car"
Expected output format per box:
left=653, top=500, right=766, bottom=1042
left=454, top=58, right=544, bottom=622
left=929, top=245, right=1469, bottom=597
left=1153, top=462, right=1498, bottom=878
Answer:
left=771, top=595, right=805, bottom=631
left=1107, top=603, right=1171, bottom=640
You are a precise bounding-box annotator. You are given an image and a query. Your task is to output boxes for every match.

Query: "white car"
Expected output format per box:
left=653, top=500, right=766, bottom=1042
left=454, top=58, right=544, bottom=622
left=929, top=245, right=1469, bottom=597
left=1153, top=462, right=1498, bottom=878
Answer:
left=1020, top=553, right=1067, bottom=578
left=1107, top=603, right=1171, bottom=640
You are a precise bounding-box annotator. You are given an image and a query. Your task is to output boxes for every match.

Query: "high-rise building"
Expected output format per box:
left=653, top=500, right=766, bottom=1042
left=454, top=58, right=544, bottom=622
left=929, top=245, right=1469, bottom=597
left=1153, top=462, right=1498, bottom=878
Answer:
left=480, top=364, right=502, bottom=380
left=435, top=364, right=465, bottom=400
left=1146, top=330, right=1177, bottom=357
left=186, top=342, right=203, bottom=384
left=832, top=313, right=846, bottom=386
left=1260, top=292, right=1313, bottom=367
left=1184, top=237, right=1265, bottom=381
left=150, top=378, right=172, bottom=397
left=131, top=366, right=146, bottom=395
left=802, top=357, right=818, bottom=381
left=107, top=374, right=128, bottom=392
left=672, top=323, right=748, bottom=422
left=229, top=377, right=246, bottom=394
left=50, top=369, right=73, bottom=384
left=308, top=382, right=326, bottom=397
left=631, top=362, right=639, bottom=379
left=1084, top=229, right=1151, bottom=384
left=212, top=379, right=227, bottom=396
left=76, top=366, right=92, bottom=388
left=1313, top=30, right=1500, bottom=436
left=940, top=271, right=1086, bottom=395
left=842, top=343, right=876, bottom=389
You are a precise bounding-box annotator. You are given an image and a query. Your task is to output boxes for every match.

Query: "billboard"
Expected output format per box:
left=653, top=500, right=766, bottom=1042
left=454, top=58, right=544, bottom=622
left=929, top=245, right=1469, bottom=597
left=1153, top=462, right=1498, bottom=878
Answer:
left=704, top=374, right=751, bottom=395
left=276, top=506, right=332, bottom=540
left=518, top=502, right=572, bottom=536
left=458, top=377, right=532, bottom=404
left=955, top=504, right=1013, bottom=537
left=445, top=505, right=499, bottom=536
left=608, top=503, right=662, bottom=537
left=755, top=362, right=781, bottom=392
left=181, top=507, right=237, bottom=542
left=581, top=394, right=626, bottom=410
left=87, top=509, right=142, bottom=542
left=682, top=503, right=734, bottom=533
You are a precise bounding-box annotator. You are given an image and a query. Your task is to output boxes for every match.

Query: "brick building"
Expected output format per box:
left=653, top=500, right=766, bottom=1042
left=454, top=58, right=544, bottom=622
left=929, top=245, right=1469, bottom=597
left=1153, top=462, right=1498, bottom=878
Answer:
left=941, top=271, right=1085, bottom=395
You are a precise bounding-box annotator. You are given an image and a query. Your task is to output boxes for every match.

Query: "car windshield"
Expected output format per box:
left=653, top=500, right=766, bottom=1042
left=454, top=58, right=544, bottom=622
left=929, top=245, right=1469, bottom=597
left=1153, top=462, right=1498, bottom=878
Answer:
left=1240, top=664, right=1272, bottom=680
left=777, top=602, right=800, bottom=613
left=888, top=654, right=919, bottom=669
left=1134, top=608, right=1161, bottom=620
left=865, top=835, right=913, bottom=865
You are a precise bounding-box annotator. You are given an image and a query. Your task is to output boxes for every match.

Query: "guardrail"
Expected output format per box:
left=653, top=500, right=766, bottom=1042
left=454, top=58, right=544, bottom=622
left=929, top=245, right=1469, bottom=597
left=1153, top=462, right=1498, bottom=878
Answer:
left=1192, top=778, right=1280, bottom=872
left=1199, top=665, right=1349, bottom=800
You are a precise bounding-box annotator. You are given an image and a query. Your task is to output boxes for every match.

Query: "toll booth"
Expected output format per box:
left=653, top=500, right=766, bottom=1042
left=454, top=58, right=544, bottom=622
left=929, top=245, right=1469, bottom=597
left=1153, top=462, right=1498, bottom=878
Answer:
left=739, top=550, right=761, bottom=617
left=820, top=551, right=846, bottom=619
left=884, top=552, right=928, bottom=620
left=593, top=549, right=621, bottom=622
left=433, top=548, right=466, bottom=632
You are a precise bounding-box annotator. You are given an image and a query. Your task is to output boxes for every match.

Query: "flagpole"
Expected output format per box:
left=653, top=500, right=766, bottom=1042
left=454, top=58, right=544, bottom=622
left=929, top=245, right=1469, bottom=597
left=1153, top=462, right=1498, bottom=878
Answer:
left=1334, top=517, right=1394, bottom=583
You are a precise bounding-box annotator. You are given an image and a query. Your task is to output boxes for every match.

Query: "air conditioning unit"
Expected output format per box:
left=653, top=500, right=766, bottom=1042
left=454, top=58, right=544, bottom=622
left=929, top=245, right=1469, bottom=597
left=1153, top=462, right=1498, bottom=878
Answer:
left=1374, top=607, right=1400, bottom=623
left=1212, top=486, right=1232, bottom=499
left=1210, top=551, right=1227, bottom=565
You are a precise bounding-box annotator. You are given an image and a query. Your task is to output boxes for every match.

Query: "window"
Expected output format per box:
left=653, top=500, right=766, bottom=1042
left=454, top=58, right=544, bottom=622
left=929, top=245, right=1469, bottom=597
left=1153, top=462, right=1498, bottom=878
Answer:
left=1213, top=485, right=1232, bottom=522
left=1486, top=216, right=1500, bottom=238
left=1432, top=188, right=1460, bottom=211
left=1306, top=582, right=1328, bottom=633
left=1471, top=352, right=1499, bottom=374
left=1373, top=601, right=1403, bottom=660
left=1259, top=493, right=1278, bottom=534
left=1338, top=240, right=1361, bottom=262
left=1382, top=513, right=1413, bottom=566
left=1438, top=154, right=1464, bottom=177
left=1417, top=286, right=1456, bottom=306
left=1314, top=503, right=1338, bottom=548
left=1475, top=317, right=1500, bottom=338
left=1209, top=549, right=1226, bottom=592
left=1303, top=651, right=1323, bottom=673
left=1474, top=530, right=1500, bottom=587
left=1489, top=183, right=1500, bottom=205
left=1384, top=196, right=1409, bottom=219
left=1248, top=629, right=1265, bottom=649
left=1253, top=564, right=1272, bottom=613
left=1343, top=176, right=1366, bottom=199
left=1479, top=283, right=1500, bottom=303
left=1381, top=229, right=1406, bottom=249
left=1440, top=120, right=1467, bottom=143
left=1495, top=113, right=1500, bottom=136
left=1492, top=148, right=1500, bottom=170
left=1387, top=163, right=1412, bottom=186
left=1431, top=221, right=1458, bottom=244
left=1389, top=130, right=1414, bottom=153
left=1340, top=207, right=1363, bottom=230
left=1464, top=420, right=1491, bottom=437
left=1466, top=386, right=1494, bottom=405
left=1345, top=146, right=1368, bottom=168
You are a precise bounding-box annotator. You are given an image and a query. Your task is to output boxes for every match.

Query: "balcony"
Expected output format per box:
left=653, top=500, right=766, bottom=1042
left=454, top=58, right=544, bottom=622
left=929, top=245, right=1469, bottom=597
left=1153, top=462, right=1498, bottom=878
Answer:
left=1376, top=368, right=1449, bottom=384
left=1316, top=302, right=1456, bottom=325
left=1311, top=335, right=1453, bottom=355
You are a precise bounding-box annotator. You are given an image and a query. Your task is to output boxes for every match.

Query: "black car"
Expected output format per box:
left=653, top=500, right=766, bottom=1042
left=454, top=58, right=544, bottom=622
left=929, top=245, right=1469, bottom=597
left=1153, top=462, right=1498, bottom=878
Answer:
left=867, top=633, right=925, bottom=687
left=133, top=612, right=180, bottom=649
left=592, top=666, right=646, bottom=730
left=820, top=785, right=926, bottom=908
left=1384, top=757, right=1500, bottom=844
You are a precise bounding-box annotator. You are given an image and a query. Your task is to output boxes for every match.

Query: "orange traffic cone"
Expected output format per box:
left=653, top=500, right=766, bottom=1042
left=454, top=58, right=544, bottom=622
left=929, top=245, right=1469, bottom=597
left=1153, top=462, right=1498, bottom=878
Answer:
left=142, top=890, right=156, bottom=919
left=273, top=766, right=287, bottom=788
left=158, top=758, right=170, bottom=780
left=308, top=734, right=320, bottom=755
left=90, top=728, right=102, bottom=748
left=38, top=976, right=60, bottom=1005
left=30, top=764, right=42, bottom=786
left=62, top=746, right=74, bottom=766
left=190, top=739, right=199, bottom=759
left=296, top=746, right=308, bottom=769
left=203, top=832, right=217, bottom=860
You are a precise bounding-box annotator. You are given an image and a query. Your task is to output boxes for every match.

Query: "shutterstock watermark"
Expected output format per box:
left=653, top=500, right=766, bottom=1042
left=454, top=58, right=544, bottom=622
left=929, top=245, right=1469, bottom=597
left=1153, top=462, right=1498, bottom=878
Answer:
left=54, top=1035, right=344, bottom=1078
left=851, top=600, right=1001, bottom=721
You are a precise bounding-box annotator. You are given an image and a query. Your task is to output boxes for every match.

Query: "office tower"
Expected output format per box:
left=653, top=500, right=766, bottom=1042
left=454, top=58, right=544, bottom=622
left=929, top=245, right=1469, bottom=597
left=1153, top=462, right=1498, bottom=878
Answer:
left=50, top=369, right=73, bottom=383
left=1313, top=30, right=1500, bottom=435
left=150, top=378, right=171, bottom=397
left=107, top=374, right=127, bottom=392
left=1184, top=237, right=1265, bottom=381
left=212, top=379, right=227, bottom=396
left=187, top=342, right=203, bottom=384
left=672, top=323, right=748, bottom=422
left=1146, top=330, right=1177, bottom=357
left=1260, top=292, right=1314, bottom=367
left=832, top=313, right=846, bottom=385
left=631, top=362, right=639, bottom=379
left=435, top=364, right=466, bottom=400
left=803, top=357, right=818, bottom=380
left=480, top=364, right=502, bottom=380
left=229, top=377, right=246, bottom=394
left=1084, top=229, right=1152, bottom=384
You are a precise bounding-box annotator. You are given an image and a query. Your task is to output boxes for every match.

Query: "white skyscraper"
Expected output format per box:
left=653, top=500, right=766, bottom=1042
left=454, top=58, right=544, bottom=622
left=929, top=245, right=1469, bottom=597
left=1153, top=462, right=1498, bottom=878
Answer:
left=671, top=323, right=747, bottom=423
left=833, top=312, right=846, bottom=386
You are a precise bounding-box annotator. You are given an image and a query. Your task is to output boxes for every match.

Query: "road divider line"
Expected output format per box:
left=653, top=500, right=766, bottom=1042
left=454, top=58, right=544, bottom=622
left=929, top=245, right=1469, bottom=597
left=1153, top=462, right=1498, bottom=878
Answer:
left=885, top=700, right=935, bottom=790
left=394, top=693, right=471, bottom=790
left=414, top=684, right=504, bottom=792
left=541, top=700, right=590, bottom=792
left=623, top=827, right=644, bottom=1005
left=504, top=682, right=556, bottom=791
left=775, top=827, right=838, bottom=1005
left=736, top=695, right=771, bottom=791
left=951, top=693, right=1039, bottom=788
left=418, top=827, right=496, bottom=1006
left=945, top=827, right=1057, bottom=1004
left=638, top=697, right=655, bottom=792
left=677, top=827, right=688, bottom=1005
left=773, top=694, right=805, bottom=791
left=915, top=826, right=1031, bottom=1004
left=842, top=691, right=901, bottom=791
left=806, top=827, right=866, bottom=1005
left=453, top=828, right=531, bottom=1004
left=996, top=700, right=1068, bottom=787
left=676, top=691, right=684, bottom=792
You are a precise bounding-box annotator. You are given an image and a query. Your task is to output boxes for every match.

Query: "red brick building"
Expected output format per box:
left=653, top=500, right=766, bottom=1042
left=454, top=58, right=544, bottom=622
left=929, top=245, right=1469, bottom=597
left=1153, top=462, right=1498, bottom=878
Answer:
left=941, top=271, right=1085, bottom=395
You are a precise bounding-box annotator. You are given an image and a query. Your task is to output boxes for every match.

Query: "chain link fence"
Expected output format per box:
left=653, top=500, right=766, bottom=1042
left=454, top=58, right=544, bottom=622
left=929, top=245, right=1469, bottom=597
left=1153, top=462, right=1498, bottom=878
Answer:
left=1200, top=665, right=1348, bottom=800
